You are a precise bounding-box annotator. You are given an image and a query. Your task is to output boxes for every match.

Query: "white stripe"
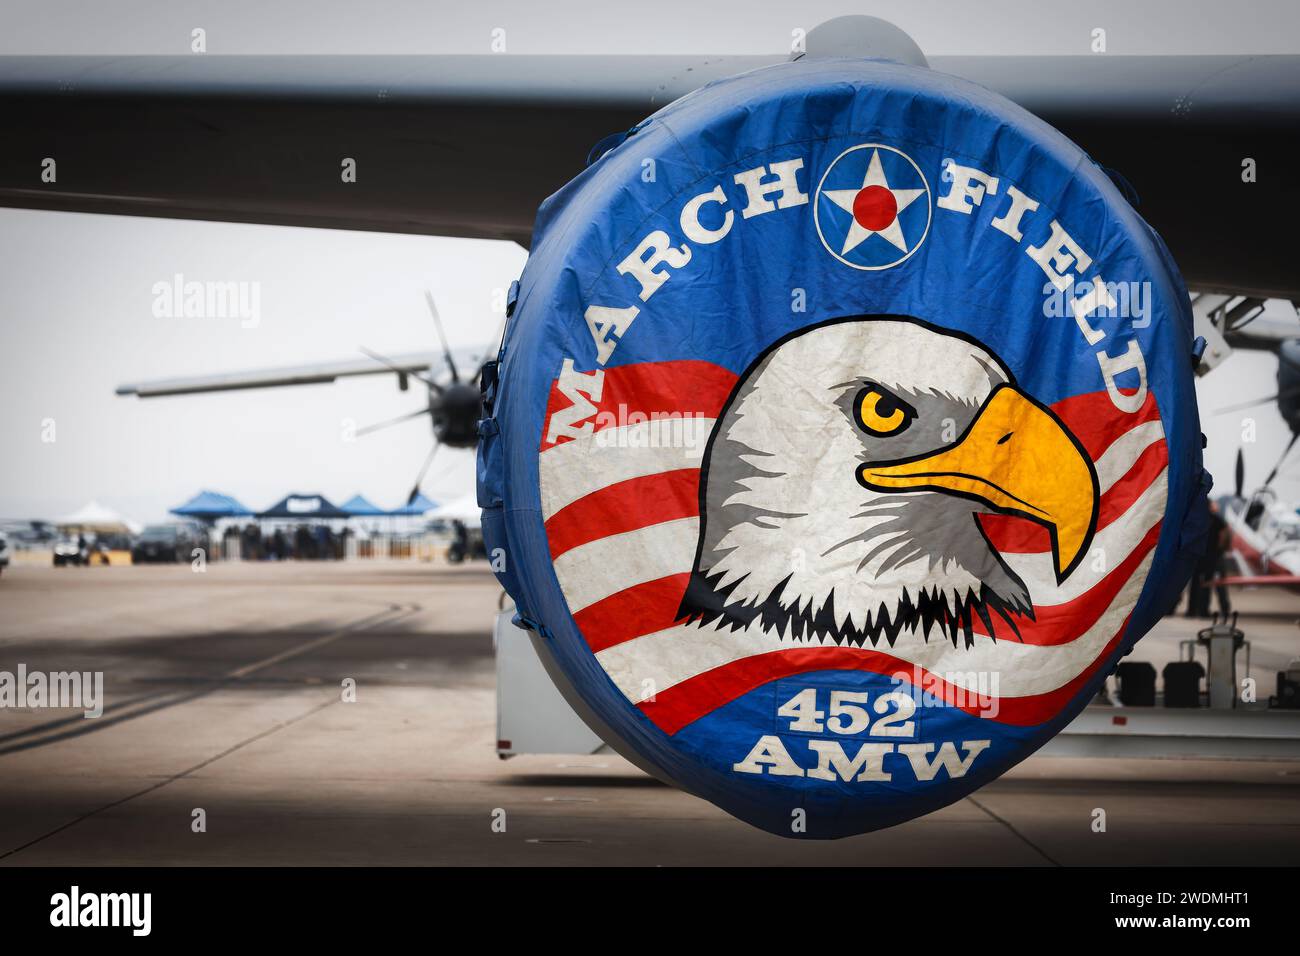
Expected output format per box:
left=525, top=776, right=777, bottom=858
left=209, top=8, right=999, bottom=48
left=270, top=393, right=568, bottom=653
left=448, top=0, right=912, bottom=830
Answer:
left=598, top=547, right=1155, bottom=704
left=1095, top=420, right=1165, bottom=493
left=553, top=465, right=1166, bottom=616
left=543, top=412, right=1160, bottom=537
left=1002, top=468, right=1167, bottom=604
left=539, top=417, right=714, bottom=520
left=553, top=517, right=698, bottom=613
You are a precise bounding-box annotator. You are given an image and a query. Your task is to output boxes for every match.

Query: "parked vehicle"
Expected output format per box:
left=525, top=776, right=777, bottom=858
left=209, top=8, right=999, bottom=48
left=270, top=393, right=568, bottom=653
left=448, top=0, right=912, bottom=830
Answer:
left=131, top=523, right=208, bottom=564
left=52, top=535, right=91, bottom=567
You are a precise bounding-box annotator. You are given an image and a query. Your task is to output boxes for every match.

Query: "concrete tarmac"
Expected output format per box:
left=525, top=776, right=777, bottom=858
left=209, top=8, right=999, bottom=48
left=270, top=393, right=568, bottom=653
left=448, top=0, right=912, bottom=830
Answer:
left=0, top=559, right=1297, bottom=866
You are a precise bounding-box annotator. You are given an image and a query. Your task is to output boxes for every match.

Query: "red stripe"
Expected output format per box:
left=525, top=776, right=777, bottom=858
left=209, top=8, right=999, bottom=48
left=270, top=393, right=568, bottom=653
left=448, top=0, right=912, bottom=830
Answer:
left=636, top=518, right=1163, bottom=733
left=972, top=520, right=1160, bottom=646
left=1230, top=532, right=1263, bottom=564
left=992, top=599, right=1138, bottom=724
left=1051, top=389, right=1160, bottom=462
left=546, top=468, right=700, bottom=560
left=540, top=360, right=737, bottom=451
left=575, top=574, right=692, bottom=653
left=1099, top=438, right=1168, bottom=527
left=641, top=590, right=1148, bottom=735
left=980, top=438, right=1167, bottom=554
left=579, top=496, right=1161, bottom=655
left=642, top=646, right=923, bottom=735
left=542, top=369, right=1167, bottom=730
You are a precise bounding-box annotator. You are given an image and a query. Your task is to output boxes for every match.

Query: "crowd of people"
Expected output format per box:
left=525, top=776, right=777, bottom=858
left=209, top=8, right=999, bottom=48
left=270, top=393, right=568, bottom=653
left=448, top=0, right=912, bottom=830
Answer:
left=221, top=523, right=351, bottom=561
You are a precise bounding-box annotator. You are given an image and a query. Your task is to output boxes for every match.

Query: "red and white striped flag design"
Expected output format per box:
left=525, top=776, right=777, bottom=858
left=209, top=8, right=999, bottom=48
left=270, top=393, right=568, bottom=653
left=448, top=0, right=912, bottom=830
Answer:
left=538, top=359, right=1167, bottom=736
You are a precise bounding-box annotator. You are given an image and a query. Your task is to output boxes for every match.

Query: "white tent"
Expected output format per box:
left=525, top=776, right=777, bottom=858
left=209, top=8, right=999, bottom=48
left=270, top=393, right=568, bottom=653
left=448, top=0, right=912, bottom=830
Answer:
left=54, top=501, right=141, bottom=536
left=424, top=494, right=482, bottom=528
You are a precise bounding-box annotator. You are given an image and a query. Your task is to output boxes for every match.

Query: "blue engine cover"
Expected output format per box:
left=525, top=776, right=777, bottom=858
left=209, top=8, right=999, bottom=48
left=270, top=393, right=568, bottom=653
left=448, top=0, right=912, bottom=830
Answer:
left=478, top=57, right=1210, bottom=838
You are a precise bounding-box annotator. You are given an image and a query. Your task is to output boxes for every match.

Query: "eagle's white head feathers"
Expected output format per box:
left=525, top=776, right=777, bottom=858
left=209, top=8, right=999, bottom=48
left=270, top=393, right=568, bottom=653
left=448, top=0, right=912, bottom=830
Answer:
left=678, top=316, right=1098, bottom=648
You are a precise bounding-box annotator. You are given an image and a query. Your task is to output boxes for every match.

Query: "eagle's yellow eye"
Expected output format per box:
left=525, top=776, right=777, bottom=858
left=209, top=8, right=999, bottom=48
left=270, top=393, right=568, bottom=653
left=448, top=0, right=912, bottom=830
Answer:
left=855, top=385, right=915, bottom=437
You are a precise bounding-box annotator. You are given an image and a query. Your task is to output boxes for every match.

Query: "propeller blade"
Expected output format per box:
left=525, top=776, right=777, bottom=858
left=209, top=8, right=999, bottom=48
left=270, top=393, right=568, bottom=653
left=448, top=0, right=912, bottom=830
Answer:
left=408, top=440, right=441, bottom=505
left=1264, top=433, right=1300, bottom=488
left=1214, top=383, right=1300, bottom=416
left=359, top=347, right=441, bottom=392
left=355, top=407, right=430, bottom=438
left=424, top=289, right=460, bottom=383
left=1235, top=447, right=1245, bottom=499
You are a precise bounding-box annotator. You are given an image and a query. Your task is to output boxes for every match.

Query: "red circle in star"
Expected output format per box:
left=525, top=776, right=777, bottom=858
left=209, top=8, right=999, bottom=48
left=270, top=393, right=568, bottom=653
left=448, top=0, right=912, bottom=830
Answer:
left=853, top=185, right=897, bottom=231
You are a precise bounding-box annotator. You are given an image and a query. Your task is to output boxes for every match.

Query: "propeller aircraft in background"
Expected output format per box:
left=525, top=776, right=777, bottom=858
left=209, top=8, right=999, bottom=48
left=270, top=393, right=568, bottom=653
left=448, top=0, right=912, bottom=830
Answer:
left=115, top=289, right=503, bottom=504
left=1213, top=338, right=1300, bottom=589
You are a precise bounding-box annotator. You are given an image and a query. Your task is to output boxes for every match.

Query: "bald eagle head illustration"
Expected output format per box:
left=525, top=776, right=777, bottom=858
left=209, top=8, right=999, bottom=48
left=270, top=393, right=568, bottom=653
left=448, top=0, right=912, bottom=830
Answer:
left=677, top=316, right=1100, bottom=648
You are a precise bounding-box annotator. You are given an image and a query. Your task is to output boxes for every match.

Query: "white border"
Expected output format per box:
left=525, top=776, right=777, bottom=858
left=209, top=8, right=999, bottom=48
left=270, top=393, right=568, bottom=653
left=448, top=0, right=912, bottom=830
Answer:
left=812, top=142, right=933, bottom=272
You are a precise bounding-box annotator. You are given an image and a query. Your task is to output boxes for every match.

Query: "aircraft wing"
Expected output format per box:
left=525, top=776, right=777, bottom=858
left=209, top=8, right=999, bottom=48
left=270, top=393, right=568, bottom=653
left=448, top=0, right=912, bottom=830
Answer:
left=1, top=53, right=1297, bottom=296
left=115, top=352, right=441, bottom=397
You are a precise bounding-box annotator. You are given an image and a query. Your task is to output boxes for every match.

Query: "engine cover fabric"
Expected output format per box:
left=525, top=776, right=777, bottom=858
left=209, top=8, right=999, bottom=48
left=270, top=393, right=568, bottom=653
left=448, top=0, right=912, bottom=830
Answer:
left=478, top=57, right=1209, bottom=838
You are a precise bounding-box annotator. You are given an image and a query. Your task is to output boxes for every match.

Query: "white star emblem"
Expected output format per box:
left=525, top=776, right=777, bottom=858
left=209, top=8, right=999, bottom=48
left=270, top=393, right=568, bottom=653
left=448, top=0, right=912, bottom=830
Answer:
left=822, top=149, right=926, bottom=255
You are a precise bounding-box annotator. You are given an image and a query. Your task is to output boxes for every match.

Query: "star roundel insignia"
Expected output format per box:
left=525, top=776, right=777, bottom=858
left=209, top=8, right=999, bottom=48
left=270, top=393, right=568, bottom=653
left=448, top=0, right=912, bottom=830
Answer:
left=813, top=144, right=932, bottom=271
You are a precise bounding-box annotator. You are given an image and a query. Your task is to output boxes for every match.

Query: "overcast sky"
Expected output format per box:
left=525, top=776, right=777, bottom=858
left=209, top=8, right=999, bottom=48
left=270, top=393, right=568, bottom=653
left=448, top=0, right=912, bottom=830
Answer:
left=1, top=1, right=1298, bottom=524
left=1, top=0, right=1299, bottom=55
left=0, top=211, right=523, bottom=522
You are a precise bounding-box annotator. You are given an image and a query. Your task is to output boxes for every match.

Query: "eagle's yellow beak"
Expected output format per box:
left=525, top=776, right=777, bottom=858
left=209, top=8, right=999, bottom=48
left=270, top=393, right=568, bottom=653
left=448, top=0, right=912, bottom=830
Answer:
left=858, top=384, right=1099, bottom=582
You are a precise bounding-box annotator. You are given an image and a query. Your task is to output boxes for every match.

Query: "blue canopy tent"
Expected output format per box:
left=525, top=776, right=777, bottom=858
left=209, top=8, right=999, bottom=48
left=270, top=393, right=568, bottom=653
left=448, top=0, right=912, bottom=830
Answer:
left=387, top=493, right=438, bottom=517
left=340, top=494, right=386, bottom=517
left=169, top=490, right=254, bottom=524
left=256, top=493, right=350, bottom=520
left=254, top=493, right=351, bottom=561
